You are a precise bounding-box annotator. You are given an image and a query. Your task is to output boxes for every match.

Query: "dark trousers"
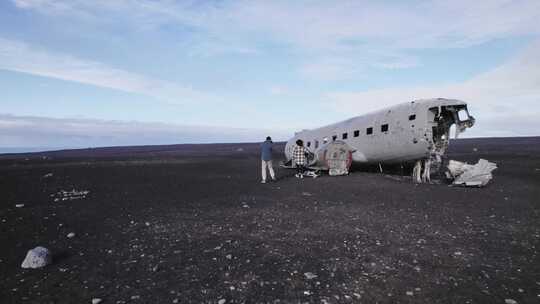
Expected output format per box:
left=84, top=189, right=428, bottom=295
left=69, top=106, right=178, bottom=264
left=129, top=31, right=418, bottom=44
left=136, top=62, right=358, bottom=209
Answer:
left=296, top=163, right=306, bottom=175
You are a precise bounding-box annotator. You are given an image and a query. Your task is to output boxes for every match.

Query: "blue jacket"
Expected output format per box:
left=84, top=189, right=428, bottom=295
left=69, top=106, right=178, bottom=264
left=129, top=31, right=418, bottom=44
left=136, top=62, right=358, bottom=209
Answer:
left=260, top=140, right=273, bottom=161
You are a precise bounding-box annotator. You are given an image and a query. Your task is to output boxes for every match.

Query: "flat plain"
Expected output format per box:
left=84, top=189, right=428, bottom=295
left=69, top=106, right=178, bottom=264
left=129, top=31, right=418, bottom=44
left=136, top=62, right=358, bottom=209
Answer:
left=1, top=137, right=539, bottom=303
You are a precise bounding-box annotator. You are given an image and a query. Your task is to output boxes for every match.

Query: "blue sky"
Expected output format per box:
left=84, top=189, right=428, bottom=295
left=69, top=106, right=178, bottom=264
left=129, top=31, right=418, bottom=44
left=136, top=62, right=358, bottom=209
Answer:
left=1, top=0, right=539, bottom=151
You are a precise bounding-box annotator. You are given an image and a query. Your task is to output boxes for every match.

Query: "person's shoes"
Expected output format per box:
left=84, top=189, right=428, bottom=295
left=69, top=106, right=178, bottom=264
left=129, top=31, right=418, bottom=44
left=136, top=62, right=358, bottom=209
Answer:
left=261, top=180, right=266, bottom=184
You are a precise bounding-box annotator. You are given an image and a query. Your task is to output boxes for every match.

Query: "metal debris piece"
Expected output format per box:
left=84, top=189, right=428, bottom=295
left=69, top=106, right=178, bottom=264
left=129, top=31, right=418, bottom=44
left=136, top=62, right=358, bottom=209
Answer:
left=447, top=159, right=497, bottom=187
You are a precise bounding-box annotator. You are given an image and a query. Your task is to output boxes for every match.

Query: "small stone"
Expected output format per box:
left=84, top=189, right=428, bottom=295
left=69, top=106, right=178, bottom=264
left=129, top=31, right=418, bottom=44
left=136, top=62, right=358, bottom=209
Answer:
left=15, top=204, right=25, bottom=208
left=505, top=299, right=517, bottom=304
left=304, top=272, right=318, bottom=280
left=67, top=232, right=76, bottom=238
left=131, top=295, right=140, bottom=300
left=92, top=298, right=102, bottom=304
left=406, top=291, right=414, bottom=296
left=225, top=254, right=232, bottom=260
left=218, top=299, right=226, bottom=304
left=172, top=299, right=179, bottom=304
left=21, top=246, right=52, bottom=269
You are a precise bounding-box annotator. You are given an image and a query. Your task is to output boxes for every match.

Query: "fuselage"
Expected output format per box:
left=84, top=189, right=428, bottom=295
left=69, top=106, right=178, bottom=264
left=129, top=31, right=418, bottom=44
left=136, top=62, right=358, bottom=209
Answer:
left=285, top=98, right=475, bottom=165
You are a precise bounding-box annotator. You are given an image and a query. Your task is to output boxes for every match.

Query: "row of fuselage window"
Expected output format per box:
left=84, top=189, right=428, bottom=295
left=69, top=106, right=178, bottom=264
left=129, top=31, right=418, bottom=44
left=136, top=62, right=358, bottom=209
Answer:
left=303, top=113, right=417, bottom=150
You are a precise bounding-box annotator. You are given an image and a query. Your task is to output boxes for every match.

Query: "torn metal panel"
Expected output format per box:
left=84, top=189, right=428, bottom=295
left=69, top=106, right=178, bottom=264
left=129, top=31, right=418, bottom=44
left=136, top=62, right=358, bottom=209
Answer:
left=446, top=159, right=497, bottom=187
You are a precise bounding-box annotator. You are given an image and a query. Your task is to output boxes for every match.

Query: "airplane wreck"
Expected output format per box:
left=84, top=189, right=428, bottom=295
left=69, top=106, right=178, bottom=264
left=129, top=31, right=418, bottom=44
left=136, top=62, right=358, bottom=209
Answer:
left=283, top=98, right=494, bottom=185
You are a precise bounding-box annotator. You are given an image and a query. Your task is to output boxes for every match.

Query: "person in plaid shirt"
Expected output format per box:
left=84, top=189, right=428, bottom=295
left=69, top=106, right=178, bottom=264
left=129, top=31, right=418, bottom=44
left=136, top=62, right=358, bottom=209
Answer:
left=292, top=139, right=308, bottom=178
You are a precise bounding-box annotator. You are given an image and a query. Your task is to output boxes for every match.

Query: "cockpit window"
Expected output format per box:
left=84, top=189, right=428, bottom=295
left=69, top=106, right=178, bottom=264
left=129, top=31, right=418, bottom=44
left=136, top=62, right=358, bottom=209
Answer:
left=458, top=109, right=469, bottom=121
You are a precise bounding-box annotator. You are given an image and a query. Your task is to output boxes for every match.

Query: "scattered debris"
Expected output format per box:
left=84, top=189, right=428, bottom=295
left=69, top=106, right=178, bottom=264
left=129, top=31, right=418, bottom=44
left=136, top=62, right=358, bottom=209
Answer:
left=21, top=246, right=52, bottom=269
left=304, top=272, right=318, bottom=280
left=15, top=204, right=24, bottom=208
left=92, top=298, right=102, bottom=304
left=52, top=189, right=90, bottom=202
left=67, top=232, right=76, bottom=238
left=447, top=159, right=497, bottom=187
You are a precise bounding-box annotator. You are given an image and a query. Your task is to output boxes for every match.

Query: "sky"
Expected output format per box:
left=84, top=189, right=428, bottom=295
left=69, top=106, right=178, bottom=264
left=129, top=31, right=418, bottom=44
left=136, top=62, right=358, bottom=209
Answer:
left=1, top=0, right=539, bottom=152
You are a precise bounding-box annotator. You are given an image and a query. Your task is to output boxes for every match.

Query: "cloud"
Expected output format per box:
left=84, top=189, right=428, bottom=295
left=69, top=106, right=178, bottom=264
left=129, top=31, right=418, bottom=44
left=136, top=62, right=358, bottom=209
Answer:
left=0, top=37, right=217, bottom=105
left=326, top=40, right=540, bottom=137
left=12, top=0, right=540, bottom=77
left=0, top=114, right=290, bottom=150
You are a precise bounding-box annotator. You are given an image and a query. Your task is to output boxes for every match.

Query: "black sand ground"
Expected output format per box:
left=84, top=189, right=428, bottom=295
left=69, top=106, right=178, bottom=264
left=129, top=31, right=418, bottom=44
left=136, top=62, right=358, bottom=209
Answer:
left=1, top=137, right=539, bottom=304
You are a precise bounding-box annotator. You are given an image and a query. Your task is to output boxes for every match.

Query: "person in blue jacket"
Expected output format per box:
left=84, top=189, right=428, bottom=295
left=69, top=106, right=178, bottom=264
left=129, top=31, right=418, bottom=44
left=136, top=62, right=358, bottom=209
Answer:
left=260, top=136, right=277, bottom=183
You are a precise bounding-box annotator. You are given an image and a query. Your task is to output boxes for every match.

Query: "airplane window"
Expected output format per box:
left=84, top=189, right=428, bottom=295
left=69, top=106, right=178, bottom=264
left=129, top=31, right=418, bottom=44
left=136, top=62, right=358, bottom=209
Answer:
left=315, top=140, right=319, bottom=148
left=332, top=135, right=337, bottom=141
left=409, top=114, right=416, bottom=120
left=342, top=133, right=348, bottom=140
left=458, top=110, right=468, bottom=121
left=353, top=130, right=360, bottom=137
left=381, top=124, right=389, bottom=132
left=307, top=141, right=311, bottom=147
left=366, top=127, right=373, bottom=135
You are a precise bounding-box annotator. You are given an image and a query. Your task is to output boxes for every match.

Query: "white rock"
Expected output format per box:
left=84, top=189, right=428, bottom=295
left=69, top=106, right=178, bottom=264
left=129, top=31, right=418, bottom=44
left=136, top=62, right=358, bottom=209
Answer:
left=406, top=291, right=414, bottom=296
left=505, top=299, right=517, bottom=304
left=67, top=232, right=76, bottom=238
left=225, top=254, right=232, bottom=260
left=218, top=299, right=226, bottom=304
left=21, top=246, right=52, bottom=269
left=15, top=204, right=25, bottom=208
left=304, top=272, right=318, bottom=279
left=92, top=298, right=102, bottom=304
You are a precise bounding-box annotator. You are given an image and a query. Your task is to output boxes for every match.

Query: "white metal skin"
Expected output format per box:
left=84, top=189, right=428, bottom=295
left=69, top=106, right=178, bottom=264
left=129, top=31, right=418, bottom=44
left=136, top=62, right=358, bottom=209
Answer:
left=284, top=98, right=475, bottom=179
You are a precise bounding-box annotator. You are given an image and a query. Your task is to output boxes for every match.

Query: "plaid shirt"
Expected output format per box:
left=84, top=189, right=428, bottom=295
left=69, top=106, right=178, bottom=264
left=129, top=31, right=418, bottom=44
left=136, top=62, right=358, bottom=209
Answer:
left=293, top=145, right=307, bottom=165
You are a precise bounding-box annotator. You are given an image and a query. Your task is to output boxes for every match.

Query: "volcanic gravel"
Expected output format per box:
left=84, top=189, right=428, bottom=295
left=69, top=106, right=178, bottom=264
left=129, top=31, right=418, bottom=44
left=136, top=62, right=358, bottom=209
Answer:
left=0, top=137, right=539, bottom=303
